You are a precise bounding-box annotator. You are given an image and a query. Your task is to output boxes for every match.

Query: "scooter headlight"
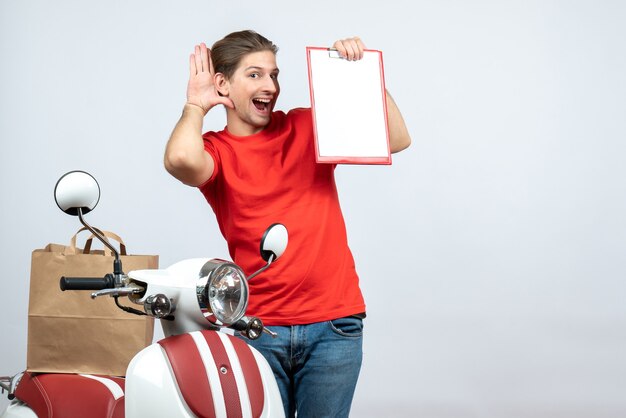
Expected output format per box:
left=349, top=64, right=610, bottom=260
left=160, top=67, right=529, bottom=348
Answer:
left=197, top=259, right=248, bottom=326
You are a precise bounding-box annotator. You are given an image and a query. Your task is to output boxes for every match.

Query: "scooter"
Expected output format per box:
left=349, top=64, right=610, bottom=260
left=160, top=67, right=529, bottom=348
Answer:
left=0, top=170, right=287, bottom=418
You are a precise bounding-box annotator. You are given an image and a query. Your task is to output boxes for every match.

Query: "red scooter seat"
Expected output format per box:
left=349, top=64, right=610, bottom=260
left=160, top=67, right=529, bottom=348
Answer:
left=14, top=372, right=125, bottom=418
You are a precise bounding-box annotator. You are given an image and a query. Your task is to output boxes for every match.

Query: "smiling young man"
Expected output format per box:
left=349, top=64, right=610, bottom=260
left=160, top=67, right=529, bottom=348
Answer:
left=165, top=30, right=410, bottom=417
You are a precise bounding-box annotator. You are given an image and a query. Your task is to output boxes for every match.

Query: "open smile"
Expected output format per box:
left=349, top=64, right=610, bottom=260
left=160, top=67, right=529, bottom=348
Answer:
left=252, top=98, right=272, bottom=114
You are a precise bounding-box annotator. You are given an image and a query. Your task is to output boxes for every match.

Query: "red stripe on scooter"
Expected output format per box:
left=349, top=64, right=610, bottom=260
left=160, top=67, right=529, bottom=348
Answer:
left=159, top=333, right=216, bottom=418
left=202, top=331, right=243, bottom=418
left=230, top=337, right=265, bottom=418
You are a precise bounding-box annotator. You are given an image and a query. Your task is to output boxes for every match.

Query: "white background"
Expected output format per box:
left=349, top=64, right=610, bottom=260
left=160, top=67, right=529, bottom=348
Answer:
left=1, top=1, right=625, bottom=417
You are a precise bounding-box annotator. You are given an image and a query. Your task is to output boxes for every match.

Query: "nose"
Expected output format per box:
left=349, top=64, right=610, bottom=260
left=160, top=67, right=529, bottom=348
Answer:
left=263, top=75, right=278, bottom=94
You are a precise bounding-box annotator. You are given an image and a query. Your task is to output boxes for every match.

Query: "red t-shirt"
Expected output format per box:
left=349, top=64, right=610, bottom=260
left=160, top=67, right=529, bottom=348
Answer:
left=199, top=108, right=365, bottom=325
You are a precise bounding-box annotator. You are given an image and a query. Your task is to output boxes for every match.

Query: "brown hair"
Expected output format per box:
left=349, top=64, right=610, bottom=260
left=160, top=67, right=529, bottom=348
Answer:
left=211, top=30, right=278, bottom=80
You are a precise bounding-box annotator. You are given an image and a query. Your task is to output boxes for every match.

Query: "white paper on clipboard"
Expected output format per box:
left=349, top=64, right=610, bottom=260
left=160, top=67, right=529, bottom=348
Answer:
left=307, top=47, right=390, bottom=164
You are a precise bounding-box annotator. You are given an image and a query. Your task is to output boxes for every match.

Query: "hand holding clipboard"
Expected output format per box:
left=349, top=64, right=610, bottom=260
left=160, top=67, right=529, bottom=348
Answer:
left=307, top=38, right=390, bottom=164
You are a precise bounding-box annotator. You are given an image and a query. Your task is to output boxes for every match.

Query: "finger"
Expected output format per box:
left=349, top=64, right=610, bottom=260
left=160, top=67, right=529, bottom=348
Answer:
left=342, top=39, right=358, bottom=61
left=194, top=44, right=203, bottom=73
left=189, top=53, right=196, bottom=76
left=207, top=47, right=215, bottom=74
left=217, top=96, right=235, bottom=109
left=347, top=38, right=364, bottom=60
left=353, top=37, right=365, bottom=60
left=200, top=43, right=209, bottom=73
left=333, top=40, right=348, bottom=59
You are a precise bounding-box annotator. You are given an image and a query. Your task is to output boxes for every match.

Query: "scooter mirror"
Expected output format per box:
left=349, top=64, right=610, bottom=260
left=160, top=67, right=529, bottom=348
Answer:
left=260, top=223, right=288, bottom=262
left=54, top=171, right=100, bottom=216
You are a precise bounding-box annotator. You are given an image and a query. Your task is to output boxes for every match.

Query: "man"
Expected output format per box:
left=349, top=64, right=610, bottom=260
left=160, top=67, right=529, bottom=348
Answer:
left=165, top=30, right=410, bottom=417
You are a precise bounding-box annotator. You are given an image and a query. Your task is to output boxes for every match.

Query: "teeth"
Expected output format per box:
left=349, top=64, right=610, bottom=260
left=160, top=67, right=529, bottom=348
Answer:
left=254, top=98, right=271, bottom=103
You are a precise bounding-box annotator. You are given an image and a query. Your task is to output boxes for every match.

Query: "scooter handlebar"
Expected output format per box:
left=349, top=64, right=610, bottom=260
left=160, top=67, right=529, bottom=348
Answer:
left=60, top=276, right=114, bottom=291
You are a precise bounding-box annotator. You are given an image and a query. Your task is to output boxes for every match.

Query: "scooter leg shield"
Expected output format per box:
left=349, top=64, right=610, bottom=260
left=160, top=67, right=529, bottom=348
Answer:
left=125, top=330, right=284, bottom=418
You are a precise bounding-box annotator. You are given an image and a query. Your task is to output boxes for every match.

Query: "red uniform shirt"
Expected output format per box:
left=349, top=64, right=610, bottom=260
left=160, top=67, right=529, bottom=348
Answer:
left=199, top=108, right=365, bottom=325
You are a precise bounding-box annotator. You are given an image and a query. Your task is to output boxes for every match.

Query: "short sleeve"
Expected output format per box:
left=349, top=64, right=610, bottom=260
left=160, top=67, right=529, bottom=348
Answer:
left=199, top=135, right=220, bottom=188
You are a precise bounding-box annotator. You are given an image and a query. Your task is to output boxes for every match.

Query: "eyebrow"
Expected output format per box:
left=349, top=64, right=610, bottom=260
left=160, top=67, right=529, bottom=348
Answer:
left=244, top=66, right=280, bottom=73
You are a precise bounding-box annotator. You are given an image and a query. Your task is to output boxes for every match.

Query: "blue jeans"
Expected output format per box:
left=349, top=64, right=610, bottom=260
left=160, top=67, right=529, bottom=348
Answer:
left=242, top=316, right=363, bottom=418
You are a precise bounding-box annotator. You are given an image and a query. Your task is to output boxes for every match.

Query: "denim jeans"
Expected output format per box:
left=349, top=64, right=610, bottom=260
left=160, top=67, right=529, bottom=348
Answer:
left=242, top=316, right=363, bottom=418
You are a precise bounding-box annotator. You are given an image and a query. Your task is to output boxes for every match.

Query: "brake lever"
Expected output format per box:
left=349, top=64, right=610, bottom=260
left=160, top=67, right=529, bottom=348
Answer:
left=91, top=287, right=142, bottom=299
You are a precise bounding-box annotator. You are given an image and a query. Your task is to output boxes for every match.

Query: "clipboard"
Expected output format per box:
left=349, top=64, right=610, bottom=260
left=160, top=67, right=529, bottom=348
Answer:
left=306, top=47, right=390, bottom=165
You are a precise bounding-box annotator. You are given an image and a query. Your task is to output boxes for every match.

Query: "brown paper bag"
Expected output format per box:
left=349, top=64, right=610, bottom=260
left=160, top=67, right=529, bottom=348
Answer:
left=26, top=228, right=158, bottom=376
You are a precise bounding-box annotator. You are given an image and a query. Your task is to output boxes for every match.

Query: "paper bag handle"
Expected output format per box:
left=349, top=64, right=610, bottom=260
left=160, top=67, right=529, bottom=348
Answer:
left=84, top=230, right=127, bottom=256
left=67, top=227, right=128, bottom=256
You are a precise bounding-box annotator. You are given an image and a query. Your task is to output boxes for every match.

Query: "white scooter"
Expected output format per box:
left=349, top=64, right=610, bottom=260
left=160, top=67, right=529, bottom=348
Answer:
left=0, top=171, right=286, bottom=418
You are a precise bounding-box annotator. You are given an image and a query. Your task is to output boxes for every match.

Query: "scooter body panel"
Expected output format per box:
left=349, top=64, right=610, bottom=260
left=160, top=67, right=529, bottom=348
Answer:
left=0, top=402, right=37, bottom=418
left=126, top=330, right=284, bottom=418
left=125, top=344, right=194, bottom=417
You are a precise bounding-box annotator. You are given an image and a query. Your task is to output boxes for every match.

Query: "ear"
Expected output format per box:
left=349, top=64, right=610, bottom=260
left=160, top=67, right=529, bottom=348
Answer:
left=214, top=73, right=229, bottom=96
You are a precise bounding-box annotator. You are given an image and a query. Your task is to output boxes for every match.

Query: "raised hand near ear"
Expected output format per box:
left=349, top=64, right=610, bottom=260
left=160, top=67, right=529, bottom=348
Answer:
left=186, top=43, right=234, bottom=114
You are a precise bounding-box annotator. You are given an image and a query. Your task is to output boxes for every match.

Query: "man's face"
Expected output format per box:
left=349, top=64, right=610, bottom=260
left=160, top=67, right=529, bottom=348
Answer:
left=219, top=50, right=280, bottom=136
